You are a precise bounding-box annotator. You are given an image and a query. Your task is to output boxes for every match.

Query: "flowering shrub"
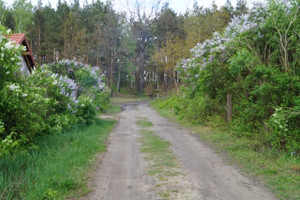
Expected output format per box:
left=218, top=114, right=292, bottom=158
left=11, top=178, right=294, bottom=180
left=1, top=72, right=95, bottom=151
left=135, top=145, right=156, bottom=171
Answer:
left=76, top=95, right=97, bottom=125
left=46, top=60, right=110, bottom=111
left=176, top=0, right=300, bottom=152
left=0, top=26, right=110, bottom=155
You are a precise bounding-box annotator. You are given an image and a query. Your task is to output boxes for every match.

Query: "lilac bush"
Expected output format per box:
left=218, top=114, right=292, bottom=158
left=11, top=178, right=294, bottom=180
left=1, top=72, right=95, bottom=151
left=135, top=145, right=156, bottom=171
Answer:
left=176, top=0, right=300, bottom=152
left=0, top=26, right=110, bottom=155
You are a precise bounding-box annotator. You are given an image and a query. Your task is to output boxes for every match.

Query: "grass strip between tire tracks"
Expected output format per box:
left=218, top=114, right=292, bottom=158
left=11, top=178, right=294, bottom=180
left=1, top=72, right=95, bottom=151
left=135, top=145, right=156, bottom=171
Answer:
left=136, top=117, right=188, bottom=200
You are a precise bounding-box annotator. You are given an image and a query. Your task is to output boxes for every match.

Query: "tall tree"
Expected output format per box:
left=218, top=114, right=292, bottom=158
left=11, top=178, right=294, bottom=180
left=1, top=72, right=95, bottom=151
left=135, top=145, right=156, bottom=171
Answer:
left=235, top=0, right=248, bottom=15
left=126, top=1, right=160, bottom=95
left=224, top=0, right=234, bottom=16
left=12, top=0, right=33, bottom=33
left=4, top=11, right=15, bottom=31
left=155, top=3, right=185, bottom=47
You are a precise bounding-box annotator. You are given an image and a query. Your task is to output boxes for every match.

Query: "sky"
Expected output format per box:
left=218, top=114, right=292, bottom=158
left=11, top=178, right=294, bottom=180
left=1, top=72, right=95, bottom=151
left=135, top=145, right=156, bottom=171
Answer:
left=3, top=0, right=265, bottom=14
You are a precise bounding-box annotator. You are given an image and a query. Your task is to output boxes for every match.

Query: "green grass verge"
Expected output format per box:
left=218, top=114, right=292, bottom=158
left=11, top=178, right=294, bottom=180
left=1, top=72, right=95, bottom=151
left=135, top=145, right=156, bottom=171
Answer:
left=111, top=96, right=150, bottom=103
left=150, top=99, right=300, bottom=200
left=0, top=119, right=116, bottom=200
left=104, top=104, right=122, bottom=115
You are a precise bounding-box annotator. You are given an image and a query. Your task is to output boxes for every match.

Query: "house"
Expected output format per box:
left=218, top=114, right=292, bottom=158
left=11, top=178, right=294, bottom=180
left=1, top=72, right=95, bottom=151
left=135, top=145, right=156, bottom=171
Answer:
left=9, top=33, right=36, bottom=74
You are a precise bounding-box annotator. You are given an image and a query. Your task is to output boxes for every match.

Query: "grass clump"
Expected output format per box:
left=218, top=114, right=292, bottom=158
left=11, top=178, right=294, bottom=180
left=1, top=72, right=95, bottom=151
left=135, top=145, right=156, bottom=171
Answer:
left=0, top=119, right=116, bottom=200
left=136, top=118, right=153, bottom=128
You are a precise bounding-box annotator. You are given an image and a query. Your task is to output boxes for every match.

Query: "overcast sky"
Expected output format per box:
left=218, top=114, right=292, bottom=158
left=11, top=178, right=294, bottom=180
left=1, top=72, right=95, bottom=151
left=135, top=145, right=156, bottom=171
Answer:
left=3, top=0, right=265, bottom=14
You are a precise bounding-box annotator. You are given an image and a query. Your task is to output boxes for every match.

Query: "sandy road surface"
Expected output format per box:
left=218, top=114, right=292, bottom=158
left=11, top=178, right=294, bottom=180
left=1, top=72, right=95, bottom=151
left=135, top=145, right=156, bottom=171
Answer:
left=83, top=102, right=277, bottom=200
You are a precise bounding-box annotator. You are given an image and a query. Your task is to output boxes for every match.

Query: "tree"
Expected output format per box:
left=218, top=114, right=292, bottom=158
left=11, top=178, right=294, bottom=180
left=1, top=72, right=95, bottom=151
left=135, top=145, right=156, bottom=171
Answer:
left=154, top=3, right=185, bottom=47
left=235, top=0, right=248, bottom=16
left=126, top=1, right=160, bottom=95
left=224, top=0, right=234, bottom=16
left=4, top=11, right=15, bottom=31
left=12, top=0, right=33, bottom=33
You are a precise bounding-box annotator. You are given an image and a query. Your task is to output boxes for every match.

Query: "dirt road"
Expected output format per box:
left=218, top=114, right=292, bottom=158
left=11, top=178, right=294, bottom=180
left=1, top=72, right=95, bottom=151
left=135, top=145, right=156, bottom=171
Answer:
left=83, top=102, right=277, bottom=200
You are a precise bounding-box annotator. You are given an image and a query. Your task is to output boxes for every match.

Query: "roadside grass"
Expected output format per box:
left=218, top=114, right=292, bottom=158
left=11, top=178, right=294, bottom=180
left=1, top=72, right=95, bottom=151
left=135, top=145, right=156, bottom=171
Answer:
left=150, top=100, right=300, bottom=200
left=111, top=96, right=151, bottom=103
left=0, top=119, right=116, bottom=200
left=104, top=104, right=122, bottom=115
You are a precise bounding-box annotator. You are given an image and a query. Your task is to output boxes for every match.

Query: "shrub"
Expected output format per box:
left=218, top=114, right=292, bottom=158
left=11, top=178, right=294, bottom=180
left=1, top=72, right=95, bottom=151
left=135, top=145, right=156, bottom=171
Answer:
left=268, top=107, right=300, bottom=154
left=76, top=95, right=97, bottom=125
left=0, top=27, right=110, bottom=155
left=175, top=0, right=300, bottom=152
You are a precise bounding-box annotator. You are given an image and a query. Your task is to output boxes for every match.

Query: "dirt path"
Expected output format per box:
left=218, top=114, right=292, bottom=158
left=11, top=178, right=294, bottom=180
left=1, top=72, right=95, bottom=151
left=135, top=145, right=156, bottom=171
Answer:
left=83, top=102, right=277, bottom=200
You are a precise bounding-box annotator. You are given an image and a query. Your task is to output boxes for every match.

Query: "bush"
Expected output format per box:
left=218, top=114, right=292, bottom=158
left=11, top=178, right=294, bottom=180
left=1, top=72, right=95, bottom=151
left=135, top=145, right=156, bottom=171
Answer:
left=268, top=107, right=300, bottom=154
left=175, top=0, right=300, bottom=153
left=0, top=27, right=110, bottom=155
left=76, top=95, right=97, bottom=125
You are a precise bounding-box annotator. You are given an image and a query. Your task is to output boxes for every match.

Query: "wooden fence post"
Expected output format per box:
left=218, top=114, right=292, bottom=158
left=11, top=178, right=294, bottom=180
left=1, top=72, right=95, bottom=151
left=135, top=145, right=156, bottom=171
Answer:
left=226, top=94, right=232, bottom=122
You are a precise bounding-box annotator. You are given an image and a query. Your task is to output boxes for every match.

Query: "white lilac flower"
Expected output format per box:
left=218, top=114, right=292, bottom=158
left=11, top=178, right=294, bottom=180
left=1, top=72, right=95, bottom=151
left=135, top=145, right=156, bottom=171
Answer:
left=8, top=84, right=19, bottom=91
left=4, top=41, right=13, bottom=50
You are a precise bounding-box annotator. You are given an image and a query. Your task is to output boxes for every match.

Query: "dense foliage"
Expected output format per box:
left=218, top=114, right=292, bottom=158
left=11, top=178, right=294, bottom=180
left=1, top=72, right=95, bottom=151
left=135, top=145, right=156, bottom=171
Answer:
left=0, top=27, right=109, bottom=156
left=174, top=0, right=300, bottom=153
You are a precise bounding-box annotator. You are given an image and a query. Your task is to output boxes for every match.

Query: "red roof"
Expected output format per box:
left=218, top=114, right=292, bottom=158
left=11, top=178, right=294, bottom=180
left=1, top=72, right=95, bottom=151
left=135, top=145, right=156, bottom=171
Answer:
left=8, top=33, right=36, bottom=72
left=9, top=33, right=26, bottom=45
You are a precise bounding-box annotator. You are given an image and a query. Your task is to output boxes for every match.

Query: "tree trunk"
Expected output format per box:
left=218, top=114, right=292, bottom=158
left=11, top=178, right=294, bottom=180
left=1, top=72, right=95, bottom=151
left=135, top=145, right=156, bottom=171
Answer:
left=164, top=71, right=168, bottom=95
left=173, top=69, right=179, bottom=93
left=156, top=68, right=160, bottom=99
left=110, top=47, right=114, bottom=97
left=116, top=70, right=120, bottom=98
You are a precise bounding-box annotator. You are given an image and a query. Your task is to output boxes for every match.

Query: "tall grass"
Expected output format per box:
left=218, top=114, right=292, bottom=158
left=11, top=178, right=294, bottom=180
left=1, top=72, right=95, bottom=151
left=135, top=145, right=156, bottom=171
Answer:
left=0, top=119, right=115, bottom=200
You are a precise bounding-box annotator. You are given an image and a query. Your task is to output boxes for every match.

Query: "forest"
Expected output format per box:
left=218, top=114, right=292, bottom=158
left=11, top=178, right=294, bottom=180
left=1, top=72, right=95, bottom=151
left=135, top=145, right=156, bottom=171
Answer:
left=0, top=0, right=299, bottom=198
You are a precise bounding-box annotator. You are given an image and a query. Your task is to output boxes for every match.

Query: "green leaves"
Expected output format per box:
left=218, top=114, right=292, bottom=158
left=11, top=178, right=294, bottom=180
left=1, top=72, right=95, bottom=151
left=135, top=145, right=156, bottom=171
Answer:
left=229, top=49, right=255, bottom=76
